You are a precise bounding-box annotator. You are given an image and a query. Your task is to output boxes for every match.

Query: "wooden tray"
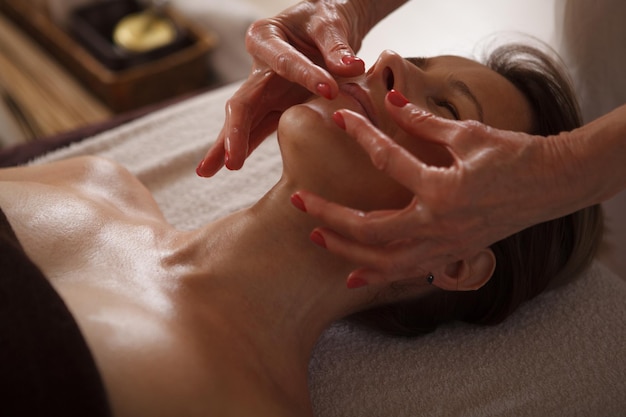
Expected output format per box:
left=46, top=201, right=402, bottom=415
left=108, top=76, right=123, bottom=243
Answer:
left=0, top=0, right=218, bottom=112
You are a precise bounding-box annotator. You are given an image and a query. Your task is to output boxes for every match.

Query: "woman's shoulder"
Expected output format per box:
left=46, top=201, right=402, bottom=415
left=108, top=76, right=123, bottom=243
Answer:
left=0, top=155, right=166, bottom=223
left=0, top=155, right=170, bottom=292
left=0, top=156, right=124, bottom=184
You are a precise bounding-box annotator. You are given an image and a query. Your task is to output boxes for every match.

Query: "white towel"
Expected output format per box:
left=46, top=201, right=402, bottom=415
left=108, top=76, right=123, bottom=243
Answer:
left=36, top=83, right=626, bottom=417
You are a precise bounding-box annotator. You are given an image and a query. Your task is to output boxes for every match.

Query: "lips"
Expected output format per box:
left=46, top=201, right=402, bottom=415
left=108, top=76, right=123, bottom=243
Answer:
left=338, top=83, right=379, bottom=127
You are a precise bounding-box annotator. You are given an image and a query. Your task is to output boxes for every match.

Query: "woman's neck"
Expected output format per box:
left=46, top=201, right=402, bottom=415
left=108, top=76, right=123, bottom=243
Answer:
left=176, top=177, right=377, bottom=410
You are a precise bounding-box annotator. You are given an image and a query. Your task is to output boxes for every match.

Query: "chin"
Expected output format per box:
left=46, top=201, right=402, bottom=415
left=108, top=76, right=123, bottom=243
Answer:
left=278, top=103, right=335, bottom=140
left=277, top=103, right=354, bottom=192
left=277, top=104, right=413, bottom=212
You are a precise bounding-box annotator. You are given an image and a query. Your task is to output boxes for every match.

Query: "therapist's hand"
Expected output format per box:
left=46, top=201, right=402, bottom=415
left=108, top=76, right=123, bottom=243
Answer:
left=196, top=0, right=368, bottom=177
left=293, top=91, right=588, bottom=288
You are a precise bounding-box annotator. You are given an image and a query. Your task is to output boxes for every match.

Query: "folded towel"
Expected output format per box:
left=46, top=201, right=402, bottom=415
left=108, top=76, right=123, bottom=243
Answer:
left=36, top=82, right=626, bottom=417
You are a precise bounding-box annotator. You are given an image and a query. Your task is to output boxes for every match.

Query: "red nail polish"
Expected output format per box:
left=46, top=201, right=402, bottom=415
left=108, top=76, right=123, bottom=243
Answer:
left=346, top=275, right=368, bottom=289
left=310, top=231, right=326, bottom=249
left=290, top=193, right=307, bottom=212
left=341, top=55, right=364, bottom=69
left=196, top=160, right=206, bottom=177
left=224, top=150, right=230, bottom=167
left=341, top=55, right=355, bottom=65
left=316, top=83, right=332, bottom=100
left=332, top=111, right=346, bottom=130
left=388, top=89, right=409, bottom=107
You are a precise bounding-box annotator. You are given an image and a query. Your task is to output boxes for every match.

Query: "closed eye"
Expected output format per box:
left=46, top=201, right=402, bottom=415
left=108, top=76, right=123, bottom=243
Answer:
left=436, top=100, right=459, bottom=120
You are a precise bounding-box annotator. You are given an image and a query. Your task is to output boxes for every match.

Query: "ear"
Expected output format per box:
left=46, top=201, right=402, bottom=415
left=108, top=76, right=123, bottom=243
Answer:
left=431, top=249, right=496, bottom=291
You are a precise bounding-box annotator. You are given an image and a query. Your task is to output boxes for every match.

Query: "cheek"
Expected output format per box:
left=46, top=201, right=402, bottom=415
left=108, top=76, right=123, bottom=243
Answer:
left=278, top=104, right=415, bottom=212
left=393, top=131, right=454, bottom=168
left=278, top=103, right=333, bottom=138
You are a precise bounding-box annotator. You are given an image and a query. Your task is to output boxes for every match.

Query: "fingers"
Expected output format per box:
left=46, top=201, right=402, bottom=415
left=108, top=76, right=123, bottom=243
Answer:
left=294, top=190, right=460, bottom=287
left=334, top=109, right=432, bottom=193
left=197, top=67, right=288, bottom=176
left=384, top=90, right=494, bottom=155
left=197, top=97, right=254, bottom=174
left=294, top=190, right=428, bottom=244
left=310, top=226, right=454, bottom=287
left=197, top=75, right=262, bottom=176
left=196, top=135, right=225, bottom=177
left=385, top=90, right=458, bottom=146
left=312, top=25, right=365, bottom=77
left=197, top=110, right=282, bottom=178
left=247, top=20, right=340, bottom=99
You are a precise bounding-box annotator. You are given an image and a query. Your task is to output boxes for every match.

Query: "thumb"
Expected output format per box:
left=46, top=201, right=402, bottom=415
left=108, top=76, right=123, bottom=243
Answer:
left=314, top=27, right=365, bottom=77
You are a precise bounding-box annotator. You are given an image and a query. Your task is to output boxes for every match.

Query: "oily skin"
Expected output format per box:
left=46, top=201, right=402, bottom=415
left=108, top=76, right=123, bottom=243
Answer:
left=278, top=50, right=534, bottom=212
left=0, top=52, right=533, bottom=417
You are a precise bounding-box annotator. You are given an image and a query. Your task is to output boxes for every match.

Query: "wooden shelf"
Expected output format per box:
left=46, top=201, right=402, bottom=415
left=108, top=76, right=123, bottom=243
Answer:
left=0, top=0, right=218, bottom=113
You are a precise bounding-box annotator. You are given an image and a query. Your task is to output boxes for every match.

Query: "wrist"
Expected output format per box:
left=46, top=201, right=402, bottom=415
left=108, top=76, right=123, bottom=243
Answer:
left=568, top=105, right=626, bottom=204
left=545, top=107, right=626, bottom=213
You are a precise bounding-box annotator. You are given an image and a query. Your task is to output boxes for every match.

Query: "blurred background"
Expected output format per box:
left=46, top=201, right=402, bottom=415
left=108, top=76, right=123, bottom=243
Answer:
left=0, top=0, right=624, bottom=278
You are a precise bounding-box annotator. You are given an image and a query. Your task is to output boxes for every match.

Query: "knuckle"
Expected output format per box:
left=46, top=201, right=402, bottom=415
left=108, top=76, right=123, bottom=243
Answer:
left=271, top=51, right=292, bottom=77
left=352, top=218, right=383, bottom=245
left=462, top=119, right=489, bottom=139
left=245, top=20, right=268, bottom=52
left=406, top=107, right=428, bottom=122
left=463, top=119, right=484, bottom=130
left=246, top=19, right=269, bottom=38
left=368, top=141, right=399, bottom=173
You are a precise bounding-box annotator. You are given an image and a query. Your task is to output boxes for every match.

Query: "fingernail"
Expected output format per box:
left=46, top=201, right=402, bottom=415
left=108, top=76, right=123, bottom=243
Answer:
left=341, top=55, right=365, bottom=70
left=196, top=160, right=206, bottom=177
left=341, top=55, right=356, bottom=65
left=388, top=89, right=409, bottom=107
left=310, top=230, right=326, bottom=249
left=346, top=274, right=369, bottom=289
left=290, top=193, right=307, bottom=212
left=224, top=137, right=232, bottom=167
left=332, top=111, right=346, bottom=130
left=316, top=83, right=332, bottom=100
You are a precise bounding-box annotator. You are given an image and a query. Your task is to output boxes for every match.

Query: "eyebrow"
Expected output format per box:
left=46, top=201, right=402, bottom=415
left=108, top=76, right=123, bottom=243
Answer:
left=450, top=78, right=484, bottom=122
left=406, top=57, right=484, bottom=122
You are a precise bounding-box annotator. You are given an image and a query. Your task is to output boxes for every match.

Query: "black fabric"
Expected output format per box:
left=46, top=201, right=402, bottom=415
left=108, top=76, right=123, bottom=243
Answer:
left=0, top=208, right=111, bottom=417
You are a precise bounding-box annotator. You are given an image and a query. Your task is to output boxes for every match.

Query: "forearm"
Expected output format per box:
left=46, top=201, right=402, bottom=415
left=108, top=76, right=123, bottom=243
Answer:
left=568, top=104, right=626, bottom=204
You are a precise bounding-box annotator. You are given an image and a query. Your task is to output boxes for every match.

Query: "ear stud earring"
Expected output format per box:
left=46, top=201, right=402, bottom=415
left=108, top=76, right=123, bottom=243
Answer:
left=426, top=273, right=434, bottom=285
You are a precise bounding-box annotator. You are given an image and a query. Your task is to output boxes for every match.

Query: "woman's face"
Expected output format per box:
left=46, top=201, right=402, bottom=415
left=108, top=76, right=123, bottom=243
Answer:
left=278, top=50, right=534, bottom=211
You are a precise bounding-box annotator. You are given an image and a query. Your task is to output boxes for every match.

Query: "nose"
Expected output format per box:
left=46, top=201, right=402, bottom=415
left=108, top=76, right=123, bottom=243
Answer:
left=368, top=50, right=424, bottom=94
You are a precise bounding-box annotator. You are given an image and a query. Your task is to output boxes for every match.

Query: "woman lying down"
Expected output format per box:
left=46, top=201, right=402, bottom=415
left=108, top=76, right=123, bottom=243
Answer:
left=0, top=44, right=602, bottom=417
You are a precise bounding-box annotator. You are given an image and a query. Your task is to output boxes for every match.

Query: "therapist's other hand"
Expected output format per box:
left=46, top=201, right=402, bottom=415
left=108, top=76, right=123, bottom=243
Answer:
left=294, top=91, right=582, bottom=288
left=196, top=0, right=367, bottom=177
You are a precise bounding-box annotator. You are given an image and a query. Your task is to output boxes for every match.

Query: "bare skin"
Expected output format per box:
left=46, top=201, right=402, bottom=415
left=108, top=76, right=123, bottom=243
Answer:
left=200, top=0, right=626, bottom=288
left=0, top=156, right=374, bottom=417
left=0, top=51, right=531, bottom=416
left=197, top=0, right=406, bottom=174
